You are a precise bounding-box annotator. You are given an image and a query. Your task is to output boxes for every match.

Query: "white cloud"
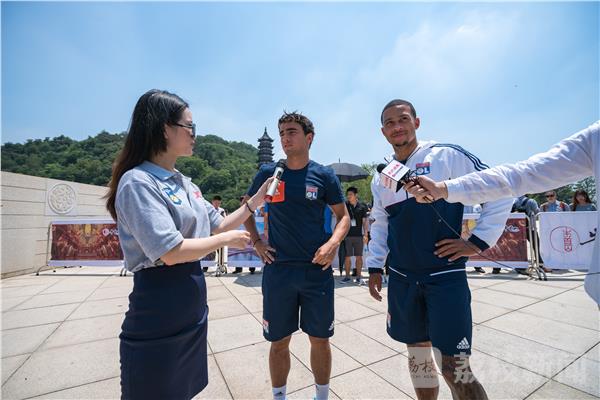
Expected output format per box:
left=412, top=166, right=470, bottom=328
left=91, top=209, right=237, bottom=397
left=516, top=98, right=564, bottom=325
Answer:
left=308, top=9, right=524, bottom=165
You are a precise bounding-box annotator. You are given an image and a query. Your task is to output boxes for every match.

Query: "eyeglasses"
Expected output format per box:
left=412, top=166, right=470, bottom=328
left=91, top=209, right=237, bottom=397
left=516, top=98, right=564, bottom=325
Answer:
left=546, top=194, right=555, bottom=198
left=173, top=122, right=196, bottom=137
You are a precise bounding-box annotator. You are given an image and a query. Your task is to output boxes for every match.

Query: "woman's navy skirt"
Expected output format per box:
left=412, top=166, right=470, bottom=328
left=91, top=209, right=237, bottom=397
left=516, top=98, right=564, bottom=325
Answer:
left=120, top=261, right=208, bottom=400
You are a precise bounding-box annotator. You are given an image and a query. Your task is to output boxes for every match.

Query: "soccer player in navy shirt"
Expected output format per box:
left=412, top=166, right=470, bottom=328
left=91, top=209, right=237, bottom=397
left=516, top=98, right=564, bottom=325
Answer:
left=244, top=112, right=350, bottom=400
left=368, top=100, right=512, bottom=400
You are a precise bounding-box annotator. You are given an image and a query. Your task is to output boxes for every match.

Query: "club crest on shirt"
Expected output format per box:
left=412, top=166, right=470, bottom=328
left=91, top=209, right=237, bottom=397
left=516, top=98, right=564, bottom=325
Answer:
left=193, top=190, right=202, bottom=199
left=163, top=188, right=182, bottom=205
left=305, top=185, right=318, bottom=200
left=415, top=162, right=431, bottom=175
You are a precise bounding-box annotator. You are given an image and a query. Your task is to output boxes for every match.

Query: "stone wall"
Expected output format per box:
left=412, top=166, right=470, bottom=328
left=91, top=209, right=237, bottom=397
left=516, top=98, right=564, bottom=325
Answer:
left=1, top=172, right=111, bottom=278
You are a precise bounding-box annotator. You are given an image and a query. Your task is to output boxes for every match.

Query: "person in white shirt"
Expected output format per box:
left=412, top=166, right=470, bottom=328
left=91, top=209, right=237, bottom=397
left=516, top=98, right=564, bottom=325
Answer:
left=404, top=121, right=600, bottom=306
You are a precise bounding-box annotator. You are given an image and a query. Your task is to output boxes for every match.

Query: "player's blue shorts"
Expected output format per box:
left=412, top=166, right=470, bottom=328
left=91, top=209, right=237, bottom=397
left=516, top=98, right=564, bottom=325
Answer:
left=386, top=268, right=472, bottom=356
left=262, top=263, right=334, bottom=342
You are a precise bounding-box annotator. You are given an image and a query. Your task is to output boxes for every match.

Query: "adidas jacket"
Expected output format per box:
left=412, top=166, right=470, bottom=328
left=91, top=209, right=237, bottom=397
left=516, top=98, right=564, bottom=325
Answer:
left=367, top=140, right=513, bottom=276
left=444, top=121, right=599, bottom=305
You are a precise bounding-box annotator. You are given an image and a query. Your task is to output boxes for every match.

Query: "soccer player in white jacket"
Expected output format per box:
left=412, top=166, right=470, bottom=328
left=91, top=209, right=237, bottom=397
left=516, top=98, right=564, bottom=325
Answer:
left=405, top=121, right=600, bottom=307
left=368, top=99, right=513, bottom=400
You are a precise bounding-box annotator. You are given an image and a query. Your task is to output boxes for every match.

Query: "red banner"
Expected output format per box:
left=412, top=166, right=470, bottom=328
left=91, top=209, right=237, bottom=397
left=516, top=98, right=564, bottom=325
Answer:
left=462, top=214, right=529, bottom=267
left=49, top=221, right=123, bottom=265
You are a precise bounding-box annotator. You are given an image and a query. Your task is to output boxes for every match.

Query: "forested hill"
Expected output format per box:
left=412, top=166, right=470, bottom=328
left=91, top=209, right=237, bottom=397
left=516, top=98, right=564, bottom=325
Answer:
left=1, top=131, right=260, bottom=210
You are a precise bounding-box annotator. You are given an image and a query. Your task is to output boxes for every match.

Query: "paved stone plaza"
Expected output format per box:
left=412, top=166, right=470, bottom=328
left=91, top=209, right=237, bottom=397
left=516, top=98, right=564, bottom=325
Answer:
left=1, top=267, right=598, bottom=399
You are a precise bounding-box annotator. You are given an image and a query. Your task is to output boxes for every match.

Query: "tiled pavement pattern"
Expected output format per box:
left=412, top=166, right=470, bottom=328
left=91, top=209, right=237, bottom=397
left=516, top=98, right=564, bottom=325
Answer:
left=1, top=267, right=598, bottom=399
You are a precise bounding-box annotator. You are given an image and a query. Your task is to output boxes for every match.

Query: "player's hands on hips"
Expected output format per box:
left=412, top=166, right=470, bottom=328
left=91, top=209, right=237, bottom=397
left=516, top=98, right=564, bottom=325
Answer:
left=403, top=176, right=448, bottom=203
left=312, top=241, right=338, bottom=270
left=368, top=273, right=383, bottom=301
left=254, top=239, right=276, bottom=264
left=434, top=238, right=479, bottom=262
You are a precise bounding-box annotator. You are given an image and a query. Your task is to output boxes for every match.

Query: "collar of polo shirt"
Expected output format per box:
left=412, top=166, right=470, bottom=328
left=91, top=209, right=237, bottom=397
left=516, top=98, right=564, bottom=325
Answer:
left=139, top=161, right=178, bottom=181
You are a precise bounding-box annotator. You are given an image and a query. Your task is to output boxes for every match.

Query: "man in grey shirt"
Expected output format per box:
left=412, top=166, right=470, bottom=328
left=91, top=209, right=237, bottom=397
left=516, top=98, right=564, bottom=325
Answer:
left=540, top=190, right=570, bottom=212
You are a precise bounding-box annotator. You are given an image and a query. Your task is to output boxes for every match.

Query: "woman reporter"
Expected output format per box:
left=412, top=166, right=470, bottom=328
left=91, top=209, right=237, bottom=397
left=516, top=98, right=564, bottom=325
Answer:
left=105, top=89, right=271, bottom=400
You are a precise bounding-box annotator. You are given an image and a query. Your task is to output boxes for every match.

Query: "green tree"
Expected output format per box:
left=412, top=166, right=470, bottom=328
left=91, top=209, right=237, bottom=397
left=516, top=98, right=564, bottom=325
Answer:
left=340, top=163, right=377, bottom=206
left=573, top=176, right=596, bottom=204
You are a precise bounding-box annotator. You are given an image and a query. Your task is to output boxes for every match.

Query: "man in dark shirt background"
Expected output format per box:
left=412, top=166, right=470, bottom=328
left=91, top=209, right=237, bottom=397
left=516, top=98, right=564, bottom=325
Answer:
left=341, top=187, right=369, bottom=284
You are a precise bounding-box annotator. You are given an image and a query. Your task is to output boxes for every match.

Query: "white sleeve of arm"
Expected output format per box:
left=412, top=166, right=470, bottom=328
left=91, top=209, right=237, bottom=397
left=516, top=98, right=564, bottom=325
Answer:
left=366, top=177, right=389, bottom=272
left=447, top=148, right=513, bottom=249
left=445, top=122, right=598, bottom=205
left=470, top=197, right=514, bottom=249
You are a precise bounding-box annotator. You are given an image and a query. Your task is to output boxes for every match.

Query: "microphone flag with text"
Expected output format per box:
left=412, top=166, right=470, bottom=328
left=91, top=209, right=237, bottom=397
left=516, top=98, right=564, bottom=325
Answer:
left=264, top=159, right=286, bottom=203
left=378, top=160, right=412, bottom=192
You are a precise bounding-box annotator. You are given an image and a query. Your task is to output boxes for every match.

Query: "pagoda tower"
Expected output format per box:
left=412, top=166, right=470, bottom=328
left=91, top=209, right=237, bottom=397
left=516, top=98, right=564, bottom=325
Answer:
left=257, top=127, right=274, bottom=168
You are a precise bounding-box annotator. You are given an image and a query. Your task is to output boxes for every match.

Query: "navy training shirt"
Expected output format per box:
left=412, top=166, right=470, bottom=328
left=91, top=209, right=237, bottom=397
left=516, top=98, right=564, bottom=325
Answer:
left=247, top=160, right=344, bottom=265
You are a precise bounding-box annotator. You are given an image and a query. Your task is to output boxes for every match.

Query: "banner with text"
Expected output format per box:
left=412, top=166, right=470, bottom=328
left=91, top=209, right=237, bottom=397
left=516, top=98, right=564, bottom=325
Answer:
left=48, top=219, right=124, bottom=267
left=463, top=213, right=529, bottom=268
left=538, top=211, right=596, bottom=270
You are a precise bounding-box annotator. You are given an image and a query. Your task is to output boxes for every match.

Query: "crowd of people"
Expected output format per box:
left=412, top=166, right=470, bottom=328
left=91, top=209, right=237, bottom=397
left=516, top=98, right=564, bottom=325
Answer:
left=106, top=89, right=598, bottom=400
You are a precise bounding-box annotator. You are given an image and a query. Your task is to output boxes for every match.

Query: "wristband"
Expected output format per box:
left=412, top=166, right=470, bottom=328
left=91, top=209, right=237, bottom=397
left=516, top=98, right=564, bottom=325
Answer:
left=245, top=202, right=255, bottom=214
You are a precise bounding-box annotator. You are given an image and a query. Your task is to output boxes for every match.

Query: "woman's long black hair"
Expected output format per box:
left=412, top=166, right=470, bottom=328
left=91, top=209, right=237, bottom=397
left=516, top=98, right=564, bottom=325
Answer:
left=571, top=189, right=592, bottom=211
left=105, top=89, right=189, bottom=220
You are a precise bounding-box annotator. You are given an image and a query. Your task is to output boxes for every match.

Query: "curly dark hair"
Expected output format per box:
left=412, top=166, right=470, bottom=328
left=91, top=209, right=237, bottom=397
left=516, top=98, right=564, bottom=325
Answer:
left=278, top=111, right=315, bottom=137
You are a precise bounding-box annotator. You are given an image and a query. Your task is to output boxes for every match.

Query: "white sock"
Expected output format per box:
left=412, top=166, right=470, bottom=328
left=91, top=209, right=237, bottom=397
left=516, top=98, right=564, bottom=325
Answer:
left=273, top=385, right=286, bottom=400
left=315, top=383, right=329, bottom=400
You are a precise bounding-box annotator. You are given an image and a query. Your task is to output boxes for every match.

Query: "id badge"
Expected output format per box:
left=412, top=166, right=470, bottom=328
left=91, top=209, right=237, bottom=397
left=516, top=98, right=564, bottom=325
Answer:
left=350, top=219, right=357, bottom=227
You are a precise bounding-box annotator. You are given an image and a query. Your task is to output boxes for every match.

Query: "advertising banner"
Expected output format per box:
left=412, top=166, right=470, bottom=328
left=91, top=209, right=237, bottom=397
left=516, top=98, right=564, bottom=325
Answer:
left=538, top=211, right=596, bottom=269
left=48, top=219, right=123, bottom=267
left=463, top=213, right=529, bottom=268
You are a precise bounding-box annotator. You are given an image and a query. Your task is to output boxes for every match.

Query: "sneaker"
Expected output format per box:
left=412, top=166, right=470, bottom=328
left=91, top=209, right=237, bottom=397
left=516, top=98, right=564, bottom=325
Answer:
left=341, top=277, right=351, bottom=283
left=355, top=278, right=363, bottom=285
left=492, top=268, right=500, bottom=274
left=474, top=267, right=485, bottom=273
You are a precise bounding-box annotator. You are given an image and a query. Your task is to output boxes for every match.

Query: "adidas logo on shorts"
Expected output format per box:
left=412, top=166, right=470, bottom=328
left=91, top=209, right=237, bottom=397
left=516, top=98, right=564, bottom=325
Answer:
left=263, top=319, right=269, bottom=334
left=387, top=312, right=391, bottom=328
left=456, top=337, right=470, bottom=350
left=329, top=321, right=334, bottom=331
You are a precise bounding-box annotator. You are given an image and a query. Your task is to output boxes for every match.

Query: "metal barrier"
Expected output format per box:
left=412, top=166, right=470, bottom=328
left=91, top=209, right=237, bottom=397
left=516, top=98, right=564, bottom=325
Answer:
left=527, top=214, right=547, bottom=281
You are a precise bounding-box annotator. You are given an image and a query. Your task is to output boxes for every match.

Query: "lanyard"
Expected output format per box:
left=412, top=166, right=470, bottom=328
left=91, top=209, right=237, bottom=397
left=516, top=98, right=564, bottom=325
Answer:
left=347, top=202, right=360, bottom=221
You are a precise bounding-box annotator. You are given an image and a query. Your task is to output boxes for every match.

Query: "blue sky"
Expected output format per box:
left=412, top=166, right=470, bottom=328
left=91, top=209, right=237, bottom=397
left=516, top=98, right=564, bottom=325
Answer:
left=2, top=1, right=598, bottom=168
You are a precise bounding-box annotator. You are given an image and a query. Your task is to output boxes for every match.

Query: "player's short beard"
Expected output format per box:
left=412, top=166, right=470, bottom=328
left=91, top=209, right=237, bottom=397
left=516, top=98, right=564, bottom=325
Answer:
left=394, top=140, right=409, bottom=148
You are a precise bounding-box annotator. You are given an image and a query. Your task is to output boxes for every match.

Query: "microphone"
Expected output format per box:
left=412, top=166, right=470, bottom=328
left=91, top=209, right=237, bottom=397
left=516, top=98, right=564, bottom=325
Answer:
left=264, top=159, right=286, bottom=203
left=379, top=160, right=412, bottom=192
left=378, top=160, right=435, bottom=202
